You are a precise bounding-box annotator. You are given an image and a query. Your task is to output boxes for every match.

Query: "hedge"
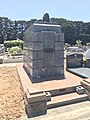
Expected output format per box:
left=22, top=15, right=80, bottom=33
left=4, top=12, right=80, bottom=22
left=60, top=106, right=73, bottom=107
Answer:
left=4, top=40, right=24, bottom=49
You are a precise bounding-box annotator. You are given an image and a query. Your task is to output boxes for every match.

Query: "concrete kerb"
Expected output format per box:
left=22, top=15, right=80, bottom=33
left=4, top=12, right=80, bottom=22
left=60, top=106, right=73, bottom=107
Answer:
left=16, top=65, right=47, bottom=118
left=81, top=79, right=90, bottom=100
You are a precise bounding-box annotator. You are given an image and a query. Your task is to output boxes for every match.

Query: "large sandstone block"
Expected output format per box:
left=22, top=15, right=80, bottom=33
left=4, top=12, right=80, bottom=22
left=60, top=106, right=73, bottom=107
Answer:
left=25, top=91, right=47, bottom=117
left=26, top=91, right=46, bottom=103
left=55, top=58, right=64, bottom=66
left=43, top=32, right=54, bottom=48
left=31, top=32, right=43, bottom=42
left=60, top=33, right=64, bottom=41
left=49, top=67, right=55, bottom=76
left=43, top=53, right=54, bottom=67
left=55, top=42, right=64, bottom=50
left=31, top=68, right=43, bottom=78
left=55, top=50, right=64, bottom=59
left=37, top=32, right=43, bottom=42
left=33, top=60, right=43, bottom=68
left=32, top=43, right=43, bottom=51
left=81, top=79, right=90, bottom=100
left=25, top=100, right=47, bottom=117
left=27, top=42, right=43, bottom=50
left=37, top=51, right=43, bottom=59
left=55, top=33, right=60, bottom=42
left=29, top=51, right=38, bottom=60
left=32, top=32, right=37, bottom=41
left=43, top=32, right=54, bottom=42
left=27, top=43, right=32, bottom=50
left=54, top=66, right=64, bottom=75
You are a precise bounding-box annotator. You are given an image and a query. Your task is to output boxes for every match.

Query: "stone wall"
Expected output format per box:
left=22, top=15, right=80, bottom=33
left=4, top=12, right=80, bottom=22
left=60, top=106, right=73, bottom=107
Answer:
left=23, top=23, right=64, bottom=81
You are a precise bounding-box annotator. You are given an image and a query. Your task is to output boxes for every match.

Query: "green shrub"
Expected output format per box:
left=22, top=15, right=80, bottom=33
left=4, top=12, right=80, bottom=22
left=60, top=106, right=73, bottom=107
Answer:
left=8, top=46, right=22, bottom=55
left=4, top=40, right=24, bottom=49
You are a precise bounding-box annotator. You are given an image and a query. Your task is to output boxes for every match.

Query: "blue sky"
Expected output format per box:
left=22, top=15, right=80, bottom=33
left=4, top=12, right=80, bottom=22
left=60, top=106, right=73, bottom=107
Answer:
left=0, top=0, right=90, bottom=22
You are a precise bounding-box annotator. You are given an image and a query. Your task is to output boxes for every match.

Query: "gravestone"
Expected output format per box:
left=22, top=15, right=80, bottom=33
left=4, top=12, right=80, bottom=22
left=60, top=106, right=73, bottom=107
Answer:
left=23, top=22, right=64, bottom=81
left=85, top=49, right=90, bottom=67
left=66, top=53, right=83, bottom=68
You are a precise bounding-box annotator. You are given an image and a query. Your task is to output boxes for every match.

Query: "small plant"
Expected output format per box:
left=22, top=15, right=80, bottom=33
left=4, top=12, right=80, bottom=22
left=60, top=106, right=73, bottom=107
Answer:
left=75, top=40, right=82, bottom=47
left=8, top=46, right=22, bottom=55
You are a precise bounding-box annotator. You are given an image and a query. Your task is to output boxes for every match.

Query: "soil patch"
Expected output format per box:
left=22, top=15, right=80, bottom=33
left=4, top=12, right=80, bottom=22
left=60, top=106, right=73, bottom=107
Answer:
left=0, top=66, right=25, bottom=120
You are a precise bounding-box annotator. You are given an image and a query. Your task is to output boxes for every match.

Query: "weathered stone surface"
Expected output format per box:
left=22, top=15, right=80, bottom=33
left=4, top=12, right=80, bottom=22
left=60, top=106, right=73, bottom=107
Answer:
left=55, top=42, right=64, bottom=50
left=32, top=68, right=43, bottom=78
left=32, top=32, right=37, bottom=41
left=37, top=51, right=43, bottom=59
left=86, top=59, right=90, bottom=68
left=54, top=66, right=64, bottom=75
left=60, top=33, right=64, bottom=41
left=0, top=58, right=3, bottom=64
left=66, top=53, right=83, bottom=68
left=30, top=51, right=38, bottom=60
left=23, top=23, right=64, bottom=81
left=55, top=50, right=64, bottom=59
left=33, top=60, right=43, bottom=68
left=26, top=91, right=46, bottom=103
left=32, top=43, right=43, bottom=51
left=25, top=100, right=47, bottom=117
left=81, top=79, right=90, bottom=100
left=55, top=33, right=60, bottom=42
left=43, top=53, right=54, bottom=67
left=37, top=32, right=43, bottom=42
left=25, top=91, right=47, bottom=117
left=33, top=23, right=61, bottom=33
left=43, top=32, right=54, bottom=49
left=55, top=58, right=64, bottom=66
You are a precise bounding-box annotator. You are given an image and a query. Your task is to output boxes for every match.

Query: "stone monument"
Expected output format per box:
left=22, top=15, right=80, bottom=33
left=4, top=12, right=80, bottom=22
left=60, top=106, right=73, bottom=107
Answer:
left=66, top=53, right=83, bottom=68
left=23, top=22, right=64, bottom=82
left=85, top=49, right=90, bottom=67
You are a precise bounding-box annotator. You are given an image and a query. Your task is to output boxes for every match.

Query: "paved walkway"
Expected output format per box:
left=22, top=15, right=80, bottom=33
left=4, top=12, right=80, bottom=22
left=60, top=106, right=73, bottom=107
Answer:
left=18, top=101, right=90, bottom=120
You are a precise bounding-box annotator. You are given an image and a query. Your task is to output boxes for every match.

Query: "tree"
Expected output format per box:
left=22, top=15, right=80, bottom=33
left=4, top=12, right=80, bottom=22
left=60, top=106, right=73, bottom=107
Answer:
left=43, top=13, right=50, bottom=22
left=64, top=25, right=77, bottom=45
left=0, top=16, right=90, bottom=45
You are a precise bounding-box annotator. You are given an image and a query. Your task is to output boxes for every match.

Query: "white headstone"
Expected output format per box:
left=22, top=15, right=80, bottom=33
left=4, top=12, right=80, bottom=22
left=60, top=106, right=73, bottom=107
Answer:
left=85, top=49, right=90, bottom=58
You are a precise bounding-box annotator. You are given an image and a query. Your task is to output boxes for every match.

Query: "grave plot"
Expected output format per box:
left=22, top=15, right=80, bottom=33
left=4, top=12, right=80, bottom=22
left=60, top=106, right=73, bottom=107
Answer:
left=67, top=67, right=90, bottom=78
left=0, top=66, right=25, bottom=120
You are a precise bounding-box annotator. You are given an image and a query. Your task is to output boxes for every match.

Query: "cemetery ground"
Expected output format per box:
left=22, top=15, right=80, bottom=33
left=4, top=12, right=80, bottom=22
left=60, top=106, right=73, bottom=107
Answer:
left=0, top=63, right=90, bottom=120
left=0, top=64, right=25, bottom=120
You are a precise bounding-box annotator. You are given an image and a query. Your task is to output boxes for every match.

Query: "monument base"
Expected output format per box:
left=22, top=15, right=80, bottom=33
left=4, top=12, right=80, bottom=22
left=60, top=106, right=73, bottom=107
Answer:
left=29, top=73, right=65, bottom=83
left=25, top=91, right=47, bottom=118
